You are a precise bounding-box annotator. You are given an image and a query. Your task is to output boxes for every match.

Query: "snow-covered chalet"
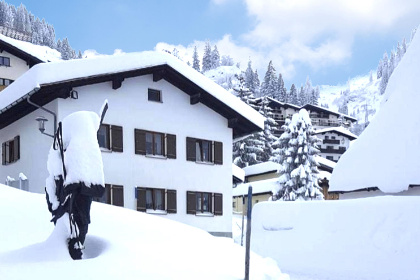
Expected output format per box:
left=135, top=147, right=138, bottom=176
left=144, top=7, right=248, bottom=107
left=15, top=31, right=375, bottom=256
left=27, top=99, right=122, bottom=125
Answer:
left=0, top=47, right=264, bottom=237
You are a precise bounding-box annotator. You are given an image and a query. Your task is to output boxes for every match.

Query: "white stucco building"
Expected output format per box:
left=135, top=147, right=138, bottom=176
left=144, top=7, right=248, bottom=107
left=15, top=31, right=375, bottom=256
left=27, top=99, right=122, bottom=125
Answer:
left=314, top=127, right=358, bottom=162
left=0, top=51, right=264, bottom=237
left=0, top=34, right=60, bottom=91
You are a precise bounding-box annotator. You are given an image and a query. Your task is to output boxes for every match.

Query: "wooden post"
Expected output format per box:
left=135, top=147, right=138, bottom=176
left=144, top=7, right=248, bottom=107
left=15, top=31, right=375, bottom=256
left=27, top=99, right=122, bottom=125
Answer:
left=244, top=186, right=252, bottom=280
left=241, top=195, right=245, bottom=246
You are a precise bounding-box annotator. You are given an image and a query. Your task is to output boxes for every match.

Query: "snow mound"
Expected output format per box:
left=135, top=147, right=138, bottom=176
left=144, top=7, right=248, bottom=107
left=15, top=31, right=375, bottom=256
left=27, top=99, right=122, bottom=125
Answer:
left=330, top=30, right=420, bottom=193
left=0, top=184, right=288, bottom=280
left=251, top=197, right=420, bottom=280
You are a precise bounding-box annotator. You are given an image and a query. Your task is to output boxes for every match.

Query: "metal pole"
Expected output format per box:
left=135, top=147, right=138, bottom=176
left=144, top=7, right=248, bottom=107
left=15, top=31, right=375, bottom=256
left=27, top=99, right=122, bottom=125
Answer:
left=244, top=186, right=252, bottom=280
left=241, top=195, right=245, bottom=246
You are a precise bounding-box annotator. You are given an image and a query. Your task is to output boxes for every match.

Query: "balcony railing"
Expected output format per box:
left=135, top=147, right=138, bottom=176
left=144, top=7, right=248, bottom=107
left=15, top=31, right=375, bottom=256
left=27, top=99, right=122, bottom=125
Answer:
left=323, top=139, right=340, bottom=144
left=320, top=147, right=346, bottom=154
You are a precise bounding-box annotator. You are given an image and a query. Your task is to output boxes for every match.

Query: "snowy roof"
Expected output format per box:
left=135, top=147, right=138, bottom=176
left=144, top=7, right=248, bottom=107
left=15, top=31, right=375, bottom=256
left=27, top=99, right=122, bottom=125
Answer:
left=267, top=97, right=357, bottom=122
left=0, top=34, right=61, bottom=63
left=329, top=31, right=420, bottom=194
left=0, top=51, right=264, bottom=137
left=316, top=156, right=336, bottom=171
left=232, top=164, right=245, bottom=183
left=243, top=161, right=281, bottom=177
left=314, top=126, right=358, bottom=140
left=233, top=178, right=278, bottom=196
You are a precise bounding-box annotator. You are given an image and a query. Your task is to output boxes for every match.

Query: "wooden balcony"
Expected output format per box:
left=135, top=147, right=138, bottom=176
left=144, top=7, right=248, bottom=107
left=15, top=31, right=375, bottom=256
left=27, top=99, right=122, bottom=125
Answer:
left=323, top=139, right=340, bottom=144
left=320, top=147, right=346, bottom=154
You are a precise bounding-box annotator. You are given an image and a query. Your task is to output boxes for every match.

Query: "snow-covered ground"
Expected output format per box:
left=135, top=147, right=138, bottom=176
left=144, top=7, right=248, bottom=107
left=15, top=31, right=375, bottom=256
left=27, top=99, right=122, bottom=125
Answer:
left=250, top=197, right=420, bottom=280
left=0, top=184, right=288, bottom=280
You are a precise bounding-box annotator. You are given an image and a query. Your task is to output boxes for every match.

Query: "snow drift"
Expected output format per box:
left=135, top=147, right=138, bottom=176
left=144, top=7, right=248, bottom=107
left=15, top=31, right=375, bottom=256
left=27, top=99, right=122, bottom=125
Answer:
left=251, top=197, right=420, bottom=280
left=330, top=28, right=420, bottom=193
left=0, top=185, right=288, bottom=280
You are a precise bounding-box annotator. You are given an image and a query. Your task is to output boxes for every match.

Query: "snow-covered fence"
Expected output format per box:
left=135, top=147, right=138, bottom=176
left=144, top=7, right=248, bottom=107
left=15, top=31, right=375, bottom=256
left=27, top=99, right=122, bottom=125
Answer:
left=5, top=173, right=29, bottom=191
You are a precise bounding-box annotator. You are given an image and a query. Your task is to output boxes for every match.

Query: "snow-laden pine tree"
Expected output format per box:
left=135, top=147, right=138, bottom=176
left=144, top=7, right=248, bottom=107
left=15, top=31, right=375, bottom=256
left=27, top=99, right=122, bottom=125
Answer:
left=261, top=61, right=278, bottom=98
left=379, top=52, right=389, bottom=95
left=257, top=96, right=278, bottom=162
left=290, top=84, right=298, bottom=105
left=270, top=109, right=323, bottom=201
left=211, top=45, right=220, bottom=69
left=232, top=74, right=264, bottom=167
left=192, top=46, right=200, bottom=72
left=202, top=41, right=212, bottom=73
left=278, top=74, right=287, bottom=102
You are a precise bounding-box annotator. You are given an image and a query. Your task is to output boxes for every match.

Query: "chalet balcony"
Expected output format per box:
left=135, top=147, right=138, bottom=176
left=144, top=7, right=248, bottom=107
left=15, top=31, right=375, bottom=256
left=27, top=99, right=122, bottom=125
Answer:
left=323, top=139, right=340, bottom=144
left=311, top=119, right=340, bottom=127
left=309, top=113, right=330, bottom=119
left=319, top=147, right=346, bottom=154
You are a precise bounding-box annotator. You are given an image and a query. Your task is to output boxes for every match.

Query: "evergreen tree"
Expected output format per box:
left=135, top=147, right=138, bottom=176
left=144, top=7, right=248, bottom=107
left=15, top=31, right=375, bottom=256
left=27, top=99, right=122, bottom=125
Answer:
left=380, top=52, right=389, bottom=95
left=202, top=41, right=212, bottom=72
left=270, top=109, right=323, bottom=201
left=232, top=74, right=263, bottom=167
left=77, top=50, right=83, bottom=59
left=290, top=84, right=298, bottom=105
left=220, top=55, right=234, bottom=66
left=244, top=60, right=256, bottom=94
left=261, top=60, right=278, bottom=98
left=377, top=59, right=383, bottom=79
left=257, top=96, right=278, bottom=162
left=211, top=45, right=220, bottom=69
left=253, top=70, right=260, bottom=96
left=278, top=74, right=287, bottom=102
left=192, top=46, right=200, bottom=72
left=297, top=86, right=305, bottom=106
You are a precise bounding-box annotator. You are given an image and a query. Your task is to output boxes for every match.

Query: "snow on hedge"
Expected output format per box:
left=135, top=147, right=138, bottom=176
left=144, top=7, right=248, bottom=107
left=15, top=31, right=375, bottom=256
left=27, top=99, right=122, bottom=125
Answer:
left=251, top=197, right=420, bottom=280
left=330, top=29, right=420, bottom=193
left=0, top=51, right=264, bottom=131
left=0, top=185, right=288, bottom=280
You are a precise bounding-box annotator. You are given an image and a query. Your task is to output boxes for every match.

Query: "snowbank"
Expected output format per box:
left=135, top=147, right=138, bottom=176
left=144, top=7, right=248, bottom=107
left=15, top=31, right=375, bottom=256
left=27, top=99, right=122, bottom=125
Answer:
left=0, top=184, right=288, bottom=280
left=243, top=161, right=281, bottom=177
left=330, top=30, right=420, bottom=193
left=251, top=197, right=420, bottom=280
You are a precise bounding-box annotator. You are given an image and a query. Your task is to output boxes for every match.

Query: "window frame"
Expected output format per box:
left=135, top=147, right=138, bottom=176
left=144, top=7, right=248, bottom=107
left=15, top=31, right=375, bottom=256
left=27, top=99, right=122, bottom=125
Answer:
left=186, top=191, right=223, bottom=216
left=146, top=131, right=165, bottom=156
left=148, top=88, right=162, bottom=102
left=186, top=137, right=223, bottom=165
left=0, top=56, right=10, bottom=67
left=93, top=184, right=124, bottom=207
left=97, top=124, right=123, bottom=152
left=135, top=129, right=176, bottom=159
left=136, top=187, right=177, bottom=214
left=2, top=136, right=19, bottom=165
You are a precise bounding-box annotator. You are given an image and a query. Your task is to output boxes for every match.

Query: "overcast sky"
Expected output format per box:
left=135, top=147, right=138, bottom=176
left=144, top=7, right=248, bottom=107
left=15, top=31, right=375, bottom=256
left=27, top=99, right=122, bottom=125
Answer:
left=7, top=0, right=420, bottom=87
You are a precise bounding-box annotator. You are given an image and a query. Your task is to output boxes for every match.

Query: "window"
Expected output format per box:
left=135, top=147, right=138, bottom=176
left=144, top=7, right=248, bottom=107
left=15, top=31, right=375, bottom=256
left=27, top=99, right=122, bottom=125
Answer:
left=94, top=184, right=124, bottom=207
left=326, top=156, right=334, bottom=161
left=325, top=136, right=329, bottom=139
left=146, top=131, right=164, bottom=156
left=186, top=137, right=223, bottom=165
left=136, top=187, right=177, bottom=213
left=0, top=56, right=10, bottom=67
left=2, top=136, right=19, bottom=165
left=148, top=88, right=162, bottom=102
left=97, top=124, right=123, bottom=152
left=331, top=136, right=336, bottom=140
left=135, top=129, right=176, bottom=159
left=0, top=78, right=13, bottom=86
left=187, top=191, right=223, bottom=216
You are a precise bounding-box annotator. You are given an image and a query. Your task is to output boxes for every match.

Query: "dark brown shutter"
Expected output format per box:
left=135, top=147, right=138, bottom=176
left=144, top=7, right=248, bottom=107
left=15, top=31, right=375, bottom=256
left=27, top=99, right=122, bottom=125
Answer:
left=166, top=134, right=176, bottom=159
left=137, top=187, right=146, bottom=212
left=13, top=136, right=20, bottom=161
left=105, top=184, right=112, bottom=204
left=111, top=125, right=123, bottom=152
left=135, top=129, right=146, bottom=155
left=214, top=193, right=223, bottom=216
left=186, top=137, right=196, bottom=162
left=167, top=189, right=177, bottom=213
left=186, top=191, right=196, bottom=214
left=112, top=185, right=124, bottom=207
left=214, top=141, right=223, bottom=165
left=2, top=142, right=5, bottom=165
